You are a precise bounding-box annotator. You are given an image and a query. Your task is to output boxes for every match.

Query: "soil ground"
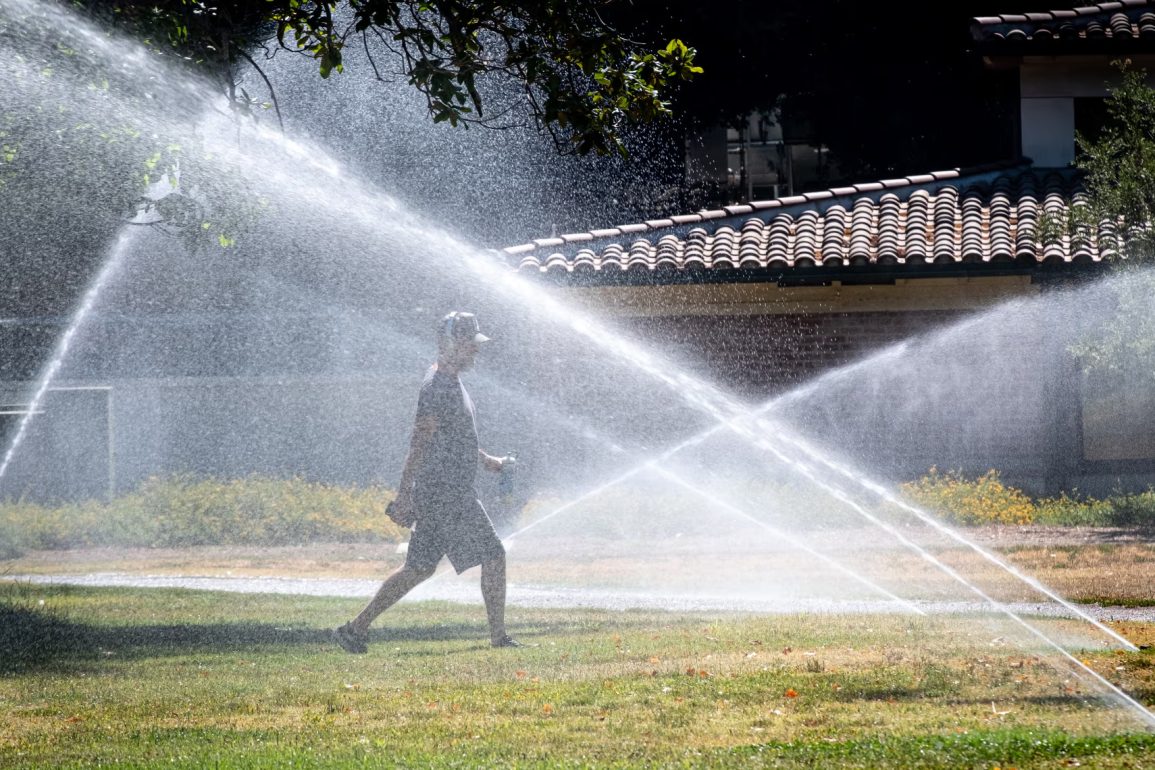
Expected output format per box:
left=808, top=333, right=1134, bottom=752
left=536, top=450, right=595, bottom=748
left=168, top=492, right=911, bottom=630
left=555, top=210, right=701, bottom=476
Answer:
left=4, top=525, right=1152, bottom=608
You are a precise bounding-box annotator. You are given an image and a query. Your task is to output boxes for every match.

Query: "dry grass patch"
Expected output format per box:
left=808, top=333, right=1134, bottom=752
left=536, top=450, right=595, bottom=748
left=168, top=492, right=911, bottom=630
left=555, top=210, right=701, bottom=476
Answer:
left=2, top=543, right=403, bottom=579
left=1002, top=544, right=1155, bottom=606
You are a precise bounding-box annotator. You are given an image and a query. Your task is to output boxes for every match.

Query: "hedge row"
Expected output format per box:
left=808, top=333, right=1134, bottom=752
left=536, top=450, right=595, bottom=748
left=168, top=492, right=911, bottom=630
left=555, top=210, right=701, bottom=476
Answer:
left=902, top=468, right=1155, bottom=527
left=0, top=475, right=405, bottom=554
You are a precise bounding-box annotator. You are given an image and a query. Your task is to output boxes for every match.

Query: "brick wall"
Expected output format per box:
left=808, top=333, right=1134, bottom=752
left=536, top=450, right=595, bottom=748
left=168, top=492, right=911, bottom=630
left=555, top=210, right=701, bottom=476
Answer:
left=628, top=310, right=970, bottom=397
left=619, top=307, right=1079, bottom=492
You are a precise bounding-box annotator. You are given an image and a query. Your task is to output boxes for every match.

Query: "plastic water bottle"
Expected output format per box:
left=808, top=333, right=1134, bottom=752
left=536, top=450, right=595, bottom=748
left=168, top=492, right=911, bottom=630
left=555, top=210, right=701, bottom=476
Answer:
left=497, top=454, right=516, bottom=501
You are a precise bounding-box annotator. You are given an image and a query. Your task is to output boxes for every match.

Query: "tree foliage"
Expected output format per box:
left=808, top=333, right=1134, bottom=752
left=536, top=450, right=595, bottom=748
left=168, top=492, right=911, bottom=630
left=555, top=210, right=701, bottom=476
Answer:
left=1075, top=63, right=1155, bottom=261
left=1036, top=64, right=1155, bottom=381
left=1040, top=63, right=1155, bottom=264
left=72, top=1, right=701, bottom=156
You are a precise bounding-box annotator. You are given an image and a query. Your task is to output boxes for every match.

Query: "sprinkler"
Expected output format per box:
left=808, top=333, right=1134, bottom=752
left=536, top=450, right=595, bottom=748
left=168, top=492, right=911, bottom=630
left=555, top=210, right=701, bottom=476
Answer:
left=497, top=454, right=516, bottom=500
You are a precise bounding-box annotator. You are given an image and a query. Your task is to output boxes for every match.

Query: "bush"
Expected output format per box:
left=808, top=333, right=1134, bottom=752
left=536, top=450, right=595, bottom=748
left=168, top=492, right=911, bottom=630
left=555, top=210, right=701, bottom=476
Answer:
left=1033, top=493, right=1113, bottom=527
left=905, top=470, right=1155, bottom=528
left=0, top=475, right=407, bottom=550
left=1033, top=491, right=1155, bottom=527
left=1102, top=490, right=1155, bottom=527
left=901, top=468, right=1036, bottom=526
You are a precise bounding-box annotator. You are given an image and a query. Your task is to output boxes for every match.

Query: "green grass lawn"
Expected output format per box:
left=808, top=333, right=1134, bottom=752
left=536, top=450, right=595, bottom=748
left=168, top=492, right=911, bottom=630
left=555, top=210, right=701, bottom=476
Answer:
left=1, top=582, right=1154, bottom=769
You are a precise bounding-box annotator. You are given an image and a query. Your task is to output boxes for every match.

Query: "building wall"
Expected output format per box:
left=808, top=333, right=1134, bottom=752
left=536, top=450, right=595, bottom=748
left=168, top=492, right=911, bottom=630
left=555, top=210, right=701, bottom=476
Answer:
left=626, top=309, right=970, bottom=396
left=560, top=275, right=1094, bottom=493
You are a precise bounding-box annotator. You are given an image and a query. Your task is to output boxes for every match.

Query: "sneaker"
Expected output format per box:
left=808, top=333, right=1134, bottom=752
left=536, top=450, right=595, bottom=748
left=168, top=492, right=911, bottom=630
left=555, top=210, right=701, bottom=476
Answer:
left=333, top=622, right=368, bottom=654
left=491, top=634, right=525, bottom=648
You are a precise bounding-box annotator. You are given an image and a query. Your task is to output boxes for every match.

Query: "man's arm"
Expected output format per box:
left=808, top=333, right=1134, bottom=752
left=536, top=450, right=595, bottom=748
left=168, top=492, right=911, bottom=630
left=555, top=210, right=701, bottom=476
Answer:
left=479, top=448, right=505, bottom=473
left=394, top=415, right=437, bottom=511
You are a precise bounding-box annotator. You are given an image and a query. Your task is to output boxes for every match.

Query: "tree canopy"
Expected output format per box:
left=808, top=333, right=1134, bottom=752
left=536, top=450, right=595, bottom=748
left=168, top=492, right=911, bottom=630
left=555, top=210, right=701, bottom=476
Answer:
left=72, top=1, right=702, bottom=156
left=1074, top=63, right=1155, bottom=262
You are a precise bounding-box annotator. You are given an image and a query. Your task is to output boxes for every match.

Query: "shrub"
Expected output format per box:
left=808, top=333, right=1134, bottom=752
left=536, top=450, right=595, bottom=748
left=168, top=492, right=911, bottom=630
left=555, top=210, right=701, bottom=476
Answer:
left=901, top=468, right=1036, bottom=526
left=1103, top=490, right=1155, bottom=527
left=1033, top=493, right=1113, bottom=527
left=1033, top=490, right=1155, bottom=527
left=0, top=475, right=407, bottom=550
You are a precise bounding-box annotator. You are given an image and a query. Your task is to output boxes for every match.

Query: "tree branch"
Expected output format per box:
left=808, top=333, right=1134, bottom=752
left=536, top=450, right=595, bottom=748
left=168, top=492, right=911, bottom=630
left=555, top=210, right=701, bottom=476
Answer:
left=236, top=48, right=284, bottom=132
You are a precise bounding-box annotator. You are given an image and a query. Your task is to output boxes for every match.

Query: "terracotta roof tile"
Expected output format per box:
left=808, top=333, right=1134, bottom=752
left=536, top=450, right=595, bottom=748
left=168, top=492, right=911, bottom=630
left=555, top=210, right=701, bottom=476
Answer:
left=617, top=223, right=650, bottom=235
left=973, top=1, right=1155, bottom=46
left=505, top=162, right=1112, bottom=279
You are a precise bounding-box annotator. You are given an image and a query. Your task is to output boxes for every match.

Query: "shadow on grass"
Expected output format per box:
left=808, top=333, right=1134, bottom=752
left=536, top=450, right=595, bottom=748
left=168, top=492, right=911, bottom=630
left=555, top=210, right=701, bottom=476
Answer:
left=840, top=686, right=1123, bottom=709
left=0, top=595, right=563, bottom=674
left=0, top=599, right=342, bottom=673
left=0, top=599, right=550, bottom=673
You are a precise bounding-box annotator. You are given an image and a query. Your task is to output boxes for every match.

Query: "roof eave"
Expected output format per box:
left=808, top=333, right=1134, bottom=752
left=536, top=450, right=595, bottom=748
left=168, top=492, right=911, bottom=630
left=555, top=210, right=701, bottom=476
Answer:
left=520, top=259, right=1109, bottom=290
left=974, top=39, right=1155, bottom=55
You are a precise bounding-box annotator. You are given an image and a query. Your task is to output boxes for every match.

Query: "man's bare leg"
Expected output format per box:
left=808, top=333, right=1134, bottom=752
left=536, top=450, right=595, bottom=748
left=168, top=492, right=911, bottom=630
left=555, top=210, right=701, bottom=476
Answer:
left=481, top=552, right=516, bottom=646
left=350, top=564, right=432, bottom=635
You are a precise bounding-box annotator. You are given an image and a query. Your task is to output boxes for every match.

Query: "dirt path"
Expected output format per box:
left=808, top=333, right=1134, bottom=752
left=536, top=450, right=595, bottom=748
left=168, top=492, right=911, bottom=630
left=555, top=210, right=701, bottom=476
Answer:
left=7, top=570, right=1155, bottom=623
left=3, top=526, right=1152, bottom=618
left=5, top=526, right=1151, bottom=578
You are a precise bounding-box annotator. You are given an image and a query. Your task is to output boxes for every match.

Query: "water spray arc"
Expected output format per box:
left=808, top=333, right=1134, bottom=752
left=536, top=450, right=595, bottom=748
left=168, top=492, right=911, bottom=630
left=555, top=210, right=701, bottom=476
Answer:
left=720, top=421, right=1155, bottom=725
left=474, top=256, right=1138, bottom=646
left=486, top=282, right=1137, bottom=652
left=475, top=267, right=1135, bottom=646
left=448, top=255, right=1153, bottom=720
left=0, top=231, right=137, bottom=488
left=758, top=425, right=1140, bottom=651
left=648, top=466, right=926, bottom=616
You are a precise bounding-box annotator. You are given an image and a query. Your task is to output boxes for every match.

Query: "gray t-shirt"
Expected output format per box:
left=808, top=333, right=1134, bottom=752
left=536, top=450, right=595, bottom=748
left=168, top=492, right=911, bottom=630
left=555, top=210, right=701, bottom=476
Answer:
left=412, top=365, right=479, bottom=500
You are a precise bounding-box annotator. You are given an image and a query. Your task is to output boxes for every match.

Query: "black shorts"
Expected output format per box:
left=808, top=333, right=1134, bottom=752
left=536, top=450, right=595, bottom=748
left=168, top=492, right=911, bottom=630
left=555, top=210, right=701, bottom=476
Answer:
left=406, top=493, right=504, bottom=574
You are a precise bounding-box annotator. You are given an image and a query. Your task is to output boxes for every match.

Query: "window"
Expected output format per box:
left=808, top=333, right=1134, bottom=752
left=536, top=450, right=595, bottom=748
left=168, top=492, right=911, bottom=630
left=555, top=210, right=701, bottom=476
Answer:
left=1074, top=97, right=1110, bottom=148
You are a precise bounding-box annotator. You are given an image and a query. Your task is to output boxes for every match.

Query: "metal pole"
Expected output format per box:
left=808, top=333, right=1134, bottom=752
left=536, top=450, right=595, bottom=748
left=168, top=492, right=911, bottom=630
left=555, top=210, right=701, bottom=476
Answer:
left=106, top=386, right=116, bottom=500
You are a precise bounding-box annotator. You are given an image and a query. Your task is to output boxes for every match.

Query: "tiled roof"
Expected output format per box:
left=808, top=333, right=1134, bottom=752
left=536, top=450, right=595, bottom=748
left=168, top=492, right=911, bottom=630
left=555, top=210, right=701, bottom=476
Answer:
left=505, top=162, right=1115, bottom=279
left=973, top=1, right=1155, bottom=46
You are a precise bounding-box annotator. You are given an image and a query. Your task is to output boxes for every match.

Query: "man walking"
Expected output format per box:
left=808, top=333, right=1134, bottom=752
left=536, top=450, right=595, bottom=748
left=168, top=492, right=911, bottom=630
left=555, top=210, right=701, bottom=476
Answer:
left=333, top=311, right=520, bottom=652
